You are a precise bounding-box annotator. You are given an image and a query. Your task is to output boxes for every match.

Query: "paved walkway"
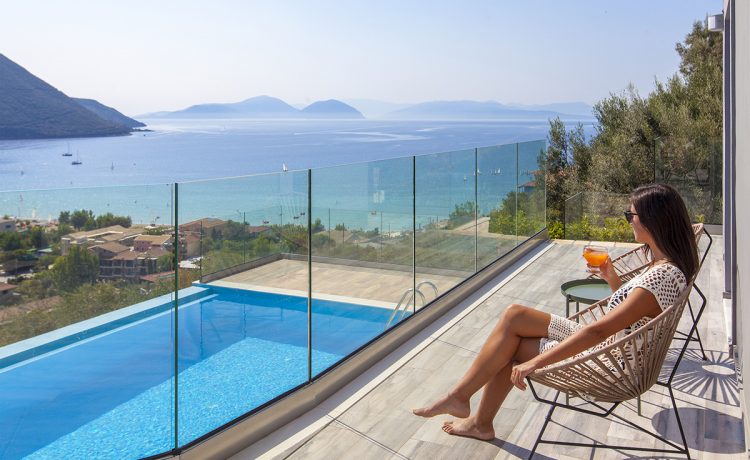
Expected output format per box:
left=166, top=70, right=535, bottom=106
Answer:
left=234, top=237, right=743, bottom=459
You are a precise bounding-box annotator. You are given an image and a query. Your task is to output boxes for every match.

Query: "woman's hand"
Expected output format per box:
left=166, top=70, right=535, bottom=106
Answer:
left=511, top=359, right=540, bottom=390
left=596, top=257, right=622, bottom=291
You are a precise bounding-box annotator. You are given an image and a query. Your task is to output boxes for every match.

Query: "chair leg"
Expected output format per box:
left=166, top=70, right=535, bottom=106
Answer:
left=664, top=285, right=709, bottom=386
left=668, top=385, right=691, bottom=459
left=529, top=392, right=559, bottom=459
left=687, top=299, right=708, bottom=360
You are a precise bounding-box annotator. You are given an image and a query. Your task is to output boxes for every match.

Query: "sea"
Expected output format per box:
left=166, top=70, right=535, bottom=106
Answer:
left=0, top=119, right=594, bottom=231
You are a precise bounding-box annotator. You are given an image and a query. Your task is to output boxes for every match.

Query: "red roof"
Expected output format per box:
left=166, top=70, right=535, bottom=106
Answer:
left=247, top=225, right=271, bottom=233
left=0, top=282, right=17, bottom=293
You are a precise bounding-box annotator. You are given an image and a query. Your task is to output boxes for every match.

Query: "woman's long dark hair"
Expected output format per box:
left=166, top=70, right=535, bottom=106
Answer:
left=630, top=183, right=699, bottom=281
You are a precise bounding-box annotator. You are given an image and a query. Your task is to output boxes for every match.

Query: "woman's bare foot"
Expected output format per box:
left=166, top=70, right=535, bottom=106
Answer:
left=442, top=417, right=495, bottom=441
left=413, top=393, right=470, bottom=418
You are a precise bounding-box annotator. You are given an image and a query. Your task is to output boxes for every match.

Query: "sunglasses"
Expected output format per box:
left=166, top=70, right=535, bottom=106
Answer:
left=623, top=210, right=638, bottom=223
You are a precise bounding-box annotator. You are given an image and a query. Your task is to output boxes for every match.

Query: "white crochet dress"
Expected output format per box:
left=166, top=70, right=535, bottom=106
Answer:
left=539, top=263, right=688, bottom=355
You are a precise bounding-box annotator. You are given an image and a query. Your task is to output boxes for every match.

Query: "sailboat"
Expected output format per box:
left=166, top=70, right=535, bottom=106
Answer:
left=72, top=151, right=82, bottom=165
left=62, top=143, right=72, bottom=157
left=282, top=163, right=289, bottom=172
left=110, top=162, right=114, bottom=171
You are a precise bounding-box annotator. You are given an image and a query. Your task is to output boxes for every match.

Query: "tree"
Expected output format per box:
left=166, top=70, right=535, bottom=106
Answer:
left=95, top=213, right=132, bottom=228
left=70, top=210, right=93, bottom=230
left=28, top=226, right=47, bottom=249
left=447, top=201, right=476, bottom=229
left=52, top=245, right=99, bottom=291
left=312, top=218, right=325, bottom=233
left=157, top=254, right=174, bottom=272
left=58, top=211, right=70, bottom=225
left=0, top=232, right=22, bottom=251
left=546, top=19, right=723, bottom=238
left=222, top=220, right=247, bottom=241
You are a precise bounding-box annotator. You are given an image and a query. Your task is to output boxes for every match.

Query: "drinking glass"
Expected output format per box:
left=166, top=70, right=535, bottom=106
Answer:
left=583, top=245, right=608, bottom=273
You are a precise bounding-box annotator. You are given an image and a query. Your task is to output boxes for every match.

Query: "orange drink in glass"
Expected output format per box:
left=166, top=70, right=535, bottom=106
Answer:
left=583, top=245, right=608, bottom=273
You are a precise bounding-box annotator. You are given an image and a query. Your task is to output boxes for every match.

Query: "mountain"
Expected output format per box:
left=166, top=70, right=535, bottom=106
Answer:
left=301, top=99, right=364, bottom=118
left=0, top=53, right=133, bottom=140
left=145, top=96, right=363, bottom=119
left=73, top=98, right=146, bottom=128
left=383, top=100, right=590, bottom=120
left=144, top=95, right=298, bottom=118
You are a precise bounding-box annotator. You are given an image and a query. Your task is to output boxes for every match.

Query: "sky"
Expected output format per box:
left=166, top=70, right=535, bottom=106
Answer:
left=0, top=0, right=723, bottom=116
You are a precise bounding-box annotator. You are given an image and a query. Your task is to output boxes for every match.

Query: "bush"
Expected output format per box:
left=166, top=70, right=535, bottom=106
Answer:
left=565, top=214, right=634, bottom=242
left=547, top=220, right=564, bottom=239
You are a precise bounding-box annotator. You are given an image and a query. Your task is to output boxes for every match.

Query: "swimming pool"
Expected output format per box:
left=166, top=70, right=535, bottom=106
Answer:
left=0, top=285, right=395, bottom=459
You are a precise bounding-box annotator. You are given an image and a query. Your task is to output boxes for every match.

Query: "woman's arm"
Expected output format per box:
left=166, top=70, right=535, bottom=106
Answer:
left=511, top=287, right=662, bottom=390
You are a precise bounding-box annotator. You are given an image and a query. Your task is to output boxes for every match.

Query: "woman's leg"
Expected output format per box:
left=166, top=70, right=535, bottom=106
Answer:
left=441, top=338, right=541, bottom=440
left=413, top=304, right=550, bottom=418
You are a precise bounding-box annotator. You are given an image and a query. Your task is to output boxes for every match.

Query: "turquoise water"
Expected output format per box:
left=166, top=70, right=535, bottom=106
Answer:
left=26, top=338, right=340, bottom=460
left=0, top=120, right=576, bottom=229
left=0, top=119, right=583, bottom=191
left=0, top=286, right=393, bottom=460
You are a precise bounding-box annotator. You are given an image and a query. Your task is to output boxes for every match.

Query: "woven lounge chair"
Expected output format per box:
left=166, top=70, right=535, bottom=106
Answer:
left=589, top=223, right=712, bottom=359
left=526, top=280, right=705, bottom=459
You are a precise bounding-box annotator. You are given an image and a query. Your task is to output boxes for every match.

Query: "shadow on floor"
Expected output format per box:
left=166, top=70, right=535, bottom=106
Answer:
left=651, top=406, right=745, bottom=453
left=660, top=347, right=739, bottom=406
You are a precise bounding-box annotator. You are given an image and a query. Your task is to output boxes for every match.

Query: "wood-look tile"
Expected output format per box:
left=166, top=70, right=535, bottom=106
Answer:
left=236, top=236, right=745, bottom=460
left=285, top=420, right=398, bottom=459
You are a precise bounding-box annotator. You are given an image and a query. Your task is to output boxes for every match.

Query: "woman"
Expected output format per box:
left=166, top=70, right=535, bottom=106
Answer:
left=413, top=183, right=699, bottom=441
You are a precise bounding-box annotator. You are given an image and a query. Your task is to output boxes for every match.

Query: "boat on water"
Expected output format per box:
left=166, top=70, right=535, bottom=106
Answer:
left=72, top=152, right=82, bottom=165
left=62, top=143, right=73, bottom=157
left=282, top=163, right=288, bottom=172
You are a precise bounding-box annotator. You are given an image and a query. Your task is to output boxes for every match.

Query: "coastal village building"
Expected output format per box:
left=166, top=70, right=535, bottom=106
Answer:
left=90, top=241, right=167, bottom=282
left=178, top=218, right=228, bottom=259
left=179, top=218, right=226, bottom=237
left=60, top=225, right=146, bottom=255
left=246, top=225, right=272, bottom=237
left=0, top=218, right=17, bottom=233
left=133, top=234, right=172, bottom=252
left=0, top=282, right=17, bottom=304
left=183, top=233, right=201, bottom=258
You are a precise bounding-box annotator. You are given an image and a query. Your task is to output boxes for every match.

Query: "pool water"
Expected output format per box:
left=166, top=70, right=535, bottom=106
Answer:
left=0, top=286, right=393, bottom=460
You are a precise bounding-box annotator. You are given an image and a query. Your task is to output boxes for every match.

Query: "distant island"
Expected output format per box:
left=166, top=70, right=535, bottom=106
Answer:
left=143, top=95, right=365, bottom=119
left=0, top=53, right=143, bottom=140
left=142, top=96, right=591, bottom=121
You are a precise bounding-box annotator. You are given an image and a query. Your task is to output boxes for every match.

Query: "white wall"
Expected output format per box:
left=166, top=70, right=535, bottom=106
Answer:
left=730, top=0, right=750, bottom=446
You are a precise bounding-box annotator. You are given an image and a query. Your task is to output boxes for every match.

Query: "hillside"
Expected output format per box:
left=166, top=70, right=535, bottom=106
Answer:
left=72, top=98, right=146, bottom=128
left=0, top=53, right=133, bottom=140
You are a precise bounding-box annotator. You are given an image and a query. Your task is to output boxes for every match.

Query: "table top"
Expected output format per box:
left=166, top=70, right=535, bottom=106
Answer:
left=560, top=278, right=612, bottom=304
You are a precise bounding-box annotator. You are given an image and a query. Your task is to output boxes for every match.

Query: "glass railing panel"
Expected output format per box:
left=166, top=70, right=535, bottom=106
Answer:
left=193, top=209, right=265, bottom=278
left=477, top=143, right=518, bottom=270
left=415, top=149, right=476, bottom=301
left=175, top=171, right=309, bottom=445
left=517, top=140, right=547, bottom=237
left=655, top=136, right=723, bottom=224
left=0, top=184, right=176, bottom=459
left=564, top=191, right=633, bottom=242
left=310, top=157, right=414, bottom=377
